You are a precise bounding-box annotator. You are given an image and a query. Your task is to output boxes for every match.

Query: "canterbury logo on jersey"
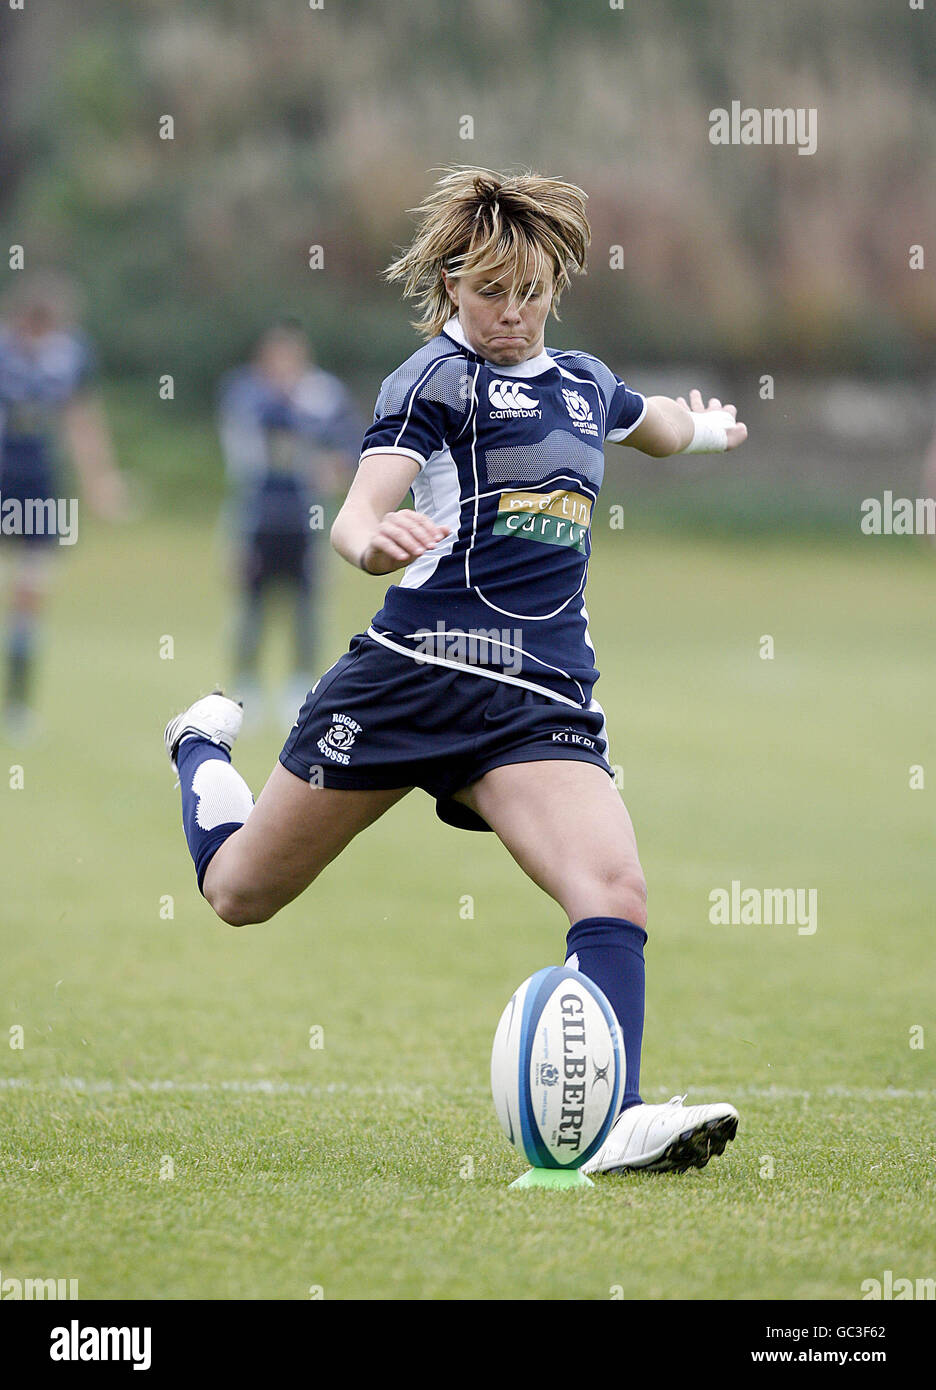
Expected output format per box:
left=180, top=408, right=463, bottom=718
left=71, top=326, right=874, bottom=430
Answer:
left=493, top=489, right=592, bottom=554
left=488, top=380, right=542, bottom=418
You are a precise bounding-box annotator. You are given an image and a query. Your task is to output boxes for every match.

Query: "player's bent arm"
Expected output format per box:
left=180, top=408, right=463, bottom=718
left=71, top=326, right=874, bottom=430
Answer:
left=330, top=452, right=450, bottom=575
left=618, top=390, right=747, bottom=458
left=61, top=393, right=129, bottom=520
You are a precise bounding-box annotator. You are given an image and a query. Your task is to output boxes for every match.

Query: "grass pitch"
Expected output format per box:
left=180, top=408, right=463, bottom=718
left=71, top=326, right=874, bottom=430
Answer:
left=1, top=511, right=933, bottom=1300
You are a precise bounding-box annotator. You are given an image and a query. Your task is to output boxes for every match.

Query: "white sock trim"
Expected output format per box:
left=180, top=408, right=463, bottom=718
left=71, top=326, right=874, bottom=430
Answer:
left=192, top=759, right=254, bottom=831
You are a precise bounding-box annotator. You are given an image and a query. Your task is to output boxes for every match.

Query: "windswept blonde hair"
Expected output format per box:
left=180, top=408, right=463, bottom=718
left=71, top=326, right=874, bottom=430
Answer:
left=384, top=166, right=590, bottom=339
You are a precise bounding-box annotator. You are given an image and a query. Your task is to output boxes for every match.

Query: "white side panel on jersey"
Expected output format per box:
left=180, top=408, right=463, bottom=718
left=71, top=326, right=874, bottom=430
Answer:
left=580, top=594, right=596, bottom=659
left=398, top=444, right=461, bottom=589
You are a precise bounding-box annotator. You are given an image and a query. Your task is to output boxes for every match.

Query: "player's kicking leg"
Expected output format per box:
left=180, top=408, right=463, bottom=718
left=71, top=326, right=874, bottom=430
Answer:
left=164, top=692, right=410, bottom=925
left=451, top=759, right=738, bottom=1175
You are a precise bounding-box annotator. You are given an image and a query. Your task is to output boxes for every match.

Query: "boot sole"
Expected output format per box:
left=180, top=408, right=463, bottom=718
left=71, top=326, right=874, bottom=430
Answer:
left=601, top=1113, right=739, bottom=1176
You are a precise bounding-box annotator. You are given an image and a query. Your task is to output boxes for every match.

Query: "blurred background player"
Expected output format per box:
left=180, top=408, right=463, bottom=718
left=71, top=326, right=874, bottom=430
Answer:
left=0, top=271, right=127, bottom=739
left=217, top=318, right=362, bottom=727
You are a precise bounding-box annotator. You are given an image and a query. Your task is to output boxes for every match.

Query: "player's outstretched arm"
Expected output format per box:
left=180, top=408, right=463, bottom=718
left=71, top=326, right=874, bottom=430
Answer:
left=620, top=387, right=748, bottom=458
left=330, top=452, right=450, bottom=575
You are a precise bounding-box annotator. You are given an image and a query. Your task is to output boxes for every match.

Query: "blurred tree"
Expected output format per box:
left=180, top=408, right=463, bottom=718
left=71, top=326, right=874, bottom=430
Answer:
left=0, top=0, right=933, bottom=395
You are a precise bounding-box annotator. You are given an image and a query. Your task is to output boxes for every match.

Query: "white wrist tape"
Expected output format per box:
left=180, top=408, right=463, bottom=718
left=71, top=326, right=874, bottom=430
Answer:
left=680, top=410, right=735, bottom=454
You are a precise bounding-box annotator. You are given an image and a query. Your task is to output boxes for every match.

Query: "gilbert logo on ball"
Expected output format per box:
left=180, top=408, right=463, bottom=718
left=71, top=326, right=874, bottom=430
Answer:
left=491, top=966, right=624, bottom=1172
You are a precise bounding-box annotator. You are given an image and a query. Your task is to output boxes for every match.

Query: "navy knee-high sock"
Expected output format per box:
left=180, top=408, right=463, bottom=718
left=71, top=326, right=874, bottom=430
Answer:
left=5, top=612, right=37, bottom=708
left=176, top=737, right=254, bottom=892
left=565, top=916, right=647, bottom=1112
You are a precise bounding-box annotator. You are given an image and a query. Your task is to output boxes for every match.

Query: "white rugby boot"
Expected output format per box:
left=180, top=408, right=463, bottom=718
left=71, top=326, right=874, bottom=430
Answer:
left=581, top=1095, right=739, bottom=1175
left=163, top=691, right=244, bottom=774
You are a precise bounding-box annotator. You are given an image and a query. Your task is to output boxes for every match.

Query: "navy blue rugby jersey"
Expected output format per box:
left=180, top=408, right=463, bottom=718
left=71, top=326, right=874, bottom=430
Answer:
left=218, top=364, right=361, bottom=538
left=0, top=327, right=95, bottom=477
left=360, top=316, right=646, bottom=708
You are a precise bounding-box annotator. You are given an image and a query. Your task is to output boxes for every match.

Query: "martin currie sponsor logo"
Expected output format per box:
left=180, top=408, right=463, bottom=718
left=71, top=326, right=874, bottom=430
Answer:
left=494, top=488, right=592, bottom=554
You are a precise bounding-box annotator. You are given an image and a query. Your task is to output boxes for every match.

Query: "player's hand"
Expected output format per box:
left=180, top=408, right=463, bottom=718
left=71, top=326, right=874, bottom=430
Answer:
left=361, top=510, right=450, bottom=575
left=676, top=388, right=748, bottom=450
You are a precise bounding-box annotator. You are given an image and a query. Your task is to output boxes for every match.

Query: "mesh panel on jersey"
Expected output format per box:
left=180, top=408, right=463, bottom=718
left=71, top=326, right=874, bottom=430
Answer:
left=375, top=340, right=462, bottom=417
left=418, top=360, right=471, bottom=414
left=483, top=429, right=604, bottom=488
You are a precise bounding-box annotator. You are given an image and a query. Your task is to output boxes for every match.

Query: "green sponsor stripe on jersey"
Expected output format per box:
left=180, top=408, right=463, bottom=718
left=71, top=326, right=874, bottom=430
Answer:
left=493, top=511, right=588, bottom=553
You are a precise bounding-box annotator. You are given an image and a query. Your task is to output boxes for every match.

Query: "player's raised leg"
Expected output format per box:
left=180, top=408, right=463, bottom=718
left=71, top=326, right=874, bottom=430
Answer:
left=204, top=764, right=409, bottom=925
left=451, top=759, right=738, bottom=1173
left=165, top=692, right=411, bottom=926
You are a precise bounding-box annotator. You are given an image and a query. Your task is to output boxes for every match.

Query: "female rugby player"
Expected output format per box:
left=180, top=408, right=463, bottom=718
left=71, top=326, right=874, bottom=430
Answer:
left=165, top=168, right=748, bottom=1175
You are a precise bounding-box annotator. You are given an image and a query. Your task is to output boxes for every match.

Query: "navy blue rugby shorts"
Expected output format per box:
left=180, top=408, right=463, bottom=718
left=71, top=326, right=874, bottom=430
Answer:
left=278, top=632, right=613, bottom=832
left=240, top=529, right=317, bottom=592
left=0, top=446, right=59, bottom=549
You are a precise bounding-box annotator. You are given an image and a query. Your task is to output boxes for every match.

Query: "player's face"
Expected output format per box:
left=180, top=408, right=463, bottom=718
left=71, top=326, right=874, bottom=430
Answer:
left=443, top=260, right=554, bottom=366
left=258, top=333, right=308, bottom=389
left=13, top=304, right=60, bottom=344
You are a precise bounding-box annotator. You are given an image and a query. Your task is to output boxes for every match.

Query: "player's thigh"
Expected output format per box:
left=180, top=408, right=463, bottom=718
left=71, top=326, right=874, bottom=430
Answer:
left=204, top=762, right=412, bottom=923
left=452, top=760, right=647, bottom=926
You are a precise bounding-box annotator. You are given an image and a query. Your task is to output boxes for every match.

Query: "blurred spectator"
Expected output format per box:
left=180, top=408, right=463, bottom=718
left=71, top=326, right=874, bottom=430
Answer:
left=218, top=318, right=362, bottom=726
left=0, top=271, right=128, bottom=739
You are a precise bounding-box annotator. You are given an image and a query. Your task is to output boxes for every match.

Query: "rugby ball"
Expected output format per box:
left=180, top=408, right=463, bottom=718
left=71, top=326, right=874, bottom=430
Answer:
left=491, top=966, right=624, bottom=1169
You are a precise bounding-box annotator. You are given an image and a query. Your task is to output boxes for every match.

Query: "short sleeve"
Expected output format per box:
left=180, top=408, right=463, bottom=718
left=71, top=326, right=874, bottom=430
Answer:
left=551, top=350, right=646, bottom=444
left=359, top=354, right=467, bottom=470
left=605, top=378, right=647, bottom=443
